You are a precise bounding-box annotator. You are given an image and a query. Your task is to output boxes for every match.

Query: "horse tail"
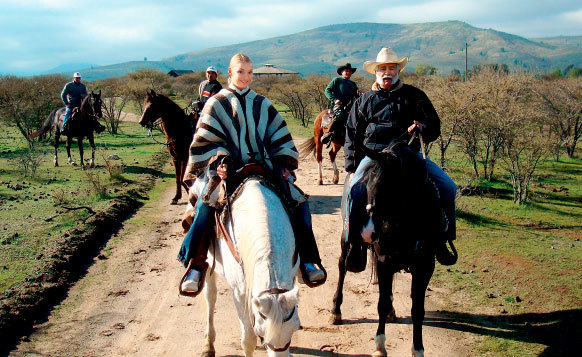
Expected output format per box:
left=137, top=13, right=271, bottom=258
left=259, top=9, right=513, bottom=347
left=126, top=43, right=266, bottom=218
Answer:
left=297, top=136, right=316, bottom=161
left=29, top=108, right=58, bottom=139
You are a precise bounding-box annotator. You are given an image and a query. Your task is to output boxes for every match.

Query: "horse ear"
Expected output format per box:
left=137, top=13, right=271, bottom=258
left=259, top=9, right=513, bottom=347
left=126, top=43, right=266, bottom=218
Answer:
left=98, top=89, right=101, bottom=96
left=151, top=89, right=157, bottom=96
left=253, top=295, right=273, bottom=316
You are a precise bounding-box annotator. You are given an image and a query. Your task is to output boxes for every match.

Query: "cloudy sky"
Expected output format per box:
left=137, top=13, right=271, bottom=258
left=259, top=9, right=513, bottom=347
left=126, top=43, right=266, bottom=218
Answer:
left=1, top=0, right=581, bottom=75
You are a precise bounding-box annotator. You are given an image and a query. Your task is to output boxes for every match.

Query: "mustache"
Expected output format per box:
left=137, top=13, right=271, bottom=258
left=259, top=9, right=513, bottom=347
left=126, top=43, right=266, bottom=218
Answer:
left=382, top=74, right=394, bottom=80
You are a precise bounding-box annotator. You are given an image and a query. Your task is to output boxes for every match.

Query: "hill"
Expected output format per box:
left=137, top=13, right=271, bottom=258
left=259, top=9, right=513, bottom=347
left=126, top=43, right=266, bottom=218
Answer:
left=78, top=21, right=582, bottom=81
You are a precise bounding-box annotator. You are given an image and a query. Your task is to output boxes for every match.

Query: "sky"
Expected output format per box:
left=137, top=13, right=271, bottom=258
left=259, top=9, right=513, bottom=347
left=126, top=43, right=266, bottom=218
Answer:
left=1, top=0, right=581, bottom=75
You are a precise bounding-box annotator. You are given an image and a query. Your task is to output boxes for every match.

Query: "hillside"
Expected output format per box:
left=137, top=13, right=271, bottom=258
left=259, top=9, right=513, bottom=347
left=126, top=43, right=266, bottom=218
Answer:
left=79, top=21, right=582, bottom=81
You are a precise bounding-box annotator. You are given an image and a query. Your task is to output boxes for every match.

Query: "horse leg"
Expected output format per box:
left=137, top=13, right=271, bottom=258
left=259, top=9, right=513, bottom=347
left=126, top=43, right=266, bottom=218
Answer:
left=315, top=138, right=323, bottom=185
left=410, top=258, right=435, bottom=357
left=54, top=132, right=60, bottom=167
left=78, top=137, right=85, bottom=169
left=373, top=260, right=394, bottom=357
left=88, top=135, right=96, bottom=168
left=233, top=294, right=257, bottom=357
left=66, top=137, right=76, bottom=166
left=330, top=231, right=348, bottom=325
left=171, top=158, right=182, bottom=205
left=202, top=271, right=217, bottom=357
left=329, top=143, right=340, bottom=185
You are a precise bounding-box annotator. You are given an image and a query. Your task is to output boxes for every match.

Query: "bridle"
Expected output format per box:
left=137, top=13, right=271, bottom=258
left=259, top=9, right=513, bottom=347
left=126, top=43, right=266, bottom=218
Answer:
left=251, top=287, right=297, bottom=353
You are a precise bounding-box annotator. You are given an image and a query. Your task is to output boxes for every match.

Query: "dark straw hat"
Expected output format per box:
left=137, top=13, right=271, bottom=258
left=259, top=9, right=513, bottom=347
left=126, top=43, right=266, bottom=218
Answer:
left=337, top=63, right=357, bottom=75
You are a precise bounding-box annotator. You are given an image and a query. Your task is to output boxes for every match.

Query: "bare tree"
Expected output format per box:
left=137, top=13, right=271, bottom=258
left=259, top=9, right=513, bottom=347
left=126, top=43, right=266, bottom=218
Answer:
left=303, top=74, right=332, bottom=113
left=272, top=78, right=313, bottom=127
left=534, top=77, right=582, bottom=159
left=93, top=77, right=130, bottom=134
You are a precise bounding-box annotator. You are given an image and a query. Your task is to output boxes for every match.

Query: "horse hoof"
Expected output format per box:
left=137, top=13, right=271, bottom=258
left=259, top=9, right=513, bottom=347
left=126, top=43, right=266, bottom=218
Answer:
left=372, top=351, right=387, bottom=357
left=318, top=179, right=323, bottom=185
left=329, top=313, right=342, bottom=325
left=333, top=173, right=339, bottom=184
left=170, top=199, right=179, bottom=205
left=201, top=349, right=215, bottom=357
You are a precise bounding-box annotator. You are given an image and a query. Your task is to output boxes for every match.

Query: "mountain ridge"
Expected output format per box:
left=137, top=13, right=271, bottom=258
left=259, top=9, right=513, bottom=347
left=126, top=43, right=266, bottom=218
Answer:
left=74, top=21, right=582, bottom=81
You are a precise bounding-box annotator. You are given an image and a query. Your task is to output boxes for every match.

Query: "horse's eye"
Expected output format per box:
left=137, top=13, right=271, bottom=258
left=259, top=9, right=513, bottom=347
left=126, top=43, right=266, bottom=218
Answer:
left=381, top=221, right=390, bottom=233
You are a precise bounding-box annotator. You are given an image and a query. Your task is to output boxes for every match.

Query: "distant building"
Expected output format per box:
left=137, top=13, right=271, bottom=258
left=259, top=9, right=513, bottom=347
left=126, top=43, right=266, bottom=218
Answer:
left=167, top=70, right=194, bottom=77
left=253, top=64, right=299, bottom=77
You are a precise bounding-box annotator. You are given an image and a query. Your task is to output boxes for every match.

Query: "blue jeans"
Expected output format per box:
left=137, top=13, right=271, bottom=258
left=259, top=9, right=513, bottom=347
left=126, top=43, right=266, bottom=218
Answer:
left=177, top=193, right=322, bottom=268
left=63, top=107, right=73, bottom=128
left=177, top=197, right=214, bottom=267
left=345, top=155, right=456, bottom=242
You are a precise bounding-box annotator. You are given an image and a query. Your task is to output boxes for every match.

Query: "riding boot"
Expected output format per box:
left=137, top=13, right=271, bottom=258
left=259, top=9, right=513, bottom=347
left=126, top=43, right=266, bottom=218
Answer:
left=293, top=201, right=327, bottom=287
left=425, top=178, right=458, bottom=266
left=178, top=200, right=215, bottom=296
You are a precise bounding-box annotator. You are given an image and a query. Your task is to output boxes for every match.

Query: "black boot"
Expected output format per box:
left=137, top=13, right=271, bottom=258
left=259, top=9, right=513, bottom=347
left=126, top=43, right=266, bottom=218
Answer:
left=435, top=240, right=458, bottom=266
left=294, top=201, right=327, bottom=287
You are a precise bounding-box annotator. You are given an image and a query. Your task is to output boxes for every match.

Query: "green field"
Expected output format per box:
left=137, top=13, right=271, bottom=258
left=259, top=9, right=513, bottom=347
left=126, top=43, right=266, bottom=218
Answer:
left=1, top=106, right=581, bottom=355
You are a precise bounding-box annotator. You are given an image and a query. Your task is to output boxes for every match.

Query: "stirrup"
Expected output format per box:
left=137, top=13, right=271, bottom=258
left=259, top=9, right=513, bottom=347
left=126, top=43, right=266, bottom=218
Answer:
left=300, top=263, right=327, bottom=288
left=435, top=239, right=458, bottom=266
left=179, top=259, right=207, bottom=297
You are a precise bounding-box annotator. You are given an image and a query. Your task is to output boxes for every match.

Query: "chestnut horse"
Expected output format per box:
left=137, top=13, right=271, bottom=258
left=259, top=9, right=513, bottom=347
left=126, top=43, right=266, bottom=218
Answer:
left=298, top=109, right=343, bottom=185
left=139, top=89, right=195, bottom=204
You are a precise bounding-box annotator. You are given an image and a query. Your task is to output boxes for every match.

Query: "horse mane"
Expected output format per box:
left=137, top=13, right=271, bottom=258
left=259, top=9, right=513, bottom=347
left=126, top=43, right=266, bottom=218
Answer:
left=154, top=93, right=188, bottom=120
left=233, top=179, right=296, bottom=335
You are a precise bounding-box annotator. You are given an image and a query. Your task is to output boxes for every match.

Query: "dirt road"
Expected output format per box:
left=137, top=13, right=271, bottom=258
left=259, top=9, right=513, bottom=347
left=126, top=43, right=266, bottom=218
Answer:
left=11, top=148, right=472, bottom=356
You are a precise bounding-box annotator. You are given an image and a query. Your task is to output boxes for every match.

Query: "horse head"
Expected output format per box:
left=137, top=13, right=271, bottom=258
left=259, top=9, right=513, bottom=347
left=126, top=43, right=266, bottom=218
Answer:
left=251, top=286, right=300, bottom=354
left=90, top=90, right=103, bottom=119
left=138, top=89, right=160, bottom=128
left=362, top=139, right=429, bottom=253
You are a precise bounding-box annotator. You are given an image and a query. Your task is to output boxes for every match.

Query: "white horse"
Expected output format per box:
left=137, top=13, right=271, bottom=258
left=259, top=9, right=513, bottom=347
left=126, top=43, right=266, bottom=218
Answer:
left=197, top=176, right=300, bottom=356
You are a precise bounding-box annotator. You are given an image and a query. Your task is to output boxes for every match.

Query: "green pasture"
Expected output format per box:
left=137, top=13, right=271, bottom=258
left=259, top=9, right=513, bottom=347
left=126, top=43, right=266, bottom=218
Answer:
left=428, top=147, right=581, bottom=355
left=0, top=121, right=173, bottom=292
left=1, top=101, right=581, bottom=355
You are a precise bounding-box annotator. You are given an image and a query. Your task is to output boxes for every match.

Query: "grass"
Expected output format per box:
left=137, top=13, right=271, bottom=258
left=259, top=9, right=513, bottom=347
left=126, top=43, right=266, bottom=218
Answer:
left=0, top=121, right=173, bottom=293
left=427, top=147, right=582, bottom=355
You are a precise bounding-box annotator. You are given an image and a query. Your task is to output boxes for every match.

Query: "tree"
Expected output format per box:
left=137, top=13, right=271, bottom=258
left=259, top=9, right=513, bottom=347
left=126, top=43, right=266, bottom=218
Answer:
left=415, top=64, right=437, bottom=76
left=534, top=77, right=582, bottom=159
left=126, top=69, right=171, bottom=114
left=303, top=74, right=332, bottom=113
left=272, top=77, right=313, bottom=127
left=93, top=77, right=130, bottom=134
left=0, top=74, right=65, bottom=146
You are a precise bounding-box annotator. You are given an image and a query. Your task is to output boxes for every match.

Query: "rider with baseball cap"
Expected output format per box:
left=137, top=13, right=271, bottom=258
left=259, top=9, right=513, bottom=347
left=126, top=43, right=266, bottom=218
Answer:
left=60, top=72, right=87, bottom=134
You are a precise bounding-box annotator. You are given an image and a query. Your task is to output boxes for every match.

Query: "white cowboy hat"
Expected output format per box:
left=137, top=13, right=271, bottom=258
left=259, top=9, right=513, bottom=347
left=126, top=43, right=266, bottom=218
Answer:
left=206, top=66, right=217, bottom=73
left=363, top=48, right=408, bottom=74
left=73, top=72, right=81, bottom=78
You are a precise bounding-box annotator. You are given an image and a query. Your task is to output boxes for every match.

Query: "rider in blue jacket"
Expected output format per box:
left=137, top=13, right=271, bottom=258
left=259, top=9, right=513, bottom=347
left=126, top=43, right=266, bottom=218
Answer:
left=60, top=72, right=87, bottom=134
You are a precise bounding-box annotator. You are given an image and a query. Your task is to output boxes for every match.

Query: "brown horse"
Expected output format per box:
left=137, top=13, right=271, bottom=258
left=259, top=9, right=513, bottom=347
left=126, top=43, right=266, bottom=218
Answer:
left=30, top=91, right=105, bottom=168
left=139, top=89, right=195, bottom=205
left=298, top=109, right=343, bottom=185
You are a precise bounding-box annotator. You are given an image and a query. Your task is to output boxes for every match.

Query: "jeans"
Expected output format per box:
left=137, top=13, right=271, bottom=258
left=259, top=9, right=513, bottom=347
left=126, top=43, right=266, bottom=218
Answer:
left=345, top=155, right=457, bottom=243
left=177, top=194, right=322, bottom=268
left=177, top=197, right=214, bottom=267
left=62, top=107, right=73, bottom=130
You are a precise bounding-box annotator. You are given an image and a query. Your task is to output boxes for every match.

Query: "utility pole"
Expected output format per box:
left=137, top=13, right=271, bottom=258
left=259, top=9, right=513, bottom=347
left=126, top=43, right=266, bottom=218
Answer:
left=465, top=42, right=468, bottom=82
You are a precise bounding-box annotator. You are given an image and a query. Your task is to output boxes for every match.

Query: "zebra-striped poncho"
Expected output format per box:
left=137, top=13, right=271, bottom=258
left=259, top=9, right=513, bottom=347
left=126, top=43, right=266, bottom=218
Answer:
left=183, top=87, right=300, bottom=207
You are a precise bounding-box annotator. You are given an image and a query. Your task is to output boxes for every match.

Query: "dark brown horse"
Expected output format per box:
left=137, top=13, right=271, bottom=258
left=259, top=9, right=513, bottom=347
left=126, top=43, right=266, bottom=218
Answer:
left=30, top=91, right=105, bottom=168
left=139, top=89, right=195, bottom=204
left=298, top=109, right=343, bottom=185
left=331, top=139, right=451, bottom=357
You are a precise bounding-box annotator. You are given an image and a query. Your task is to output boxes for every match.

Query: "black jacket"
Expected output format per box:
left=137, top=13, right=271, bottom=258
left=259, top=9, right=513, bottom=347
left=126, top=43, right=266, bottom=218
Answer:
left=344, top=81, right=440, bottom=173
left=198, top=79, right=223, bottom=107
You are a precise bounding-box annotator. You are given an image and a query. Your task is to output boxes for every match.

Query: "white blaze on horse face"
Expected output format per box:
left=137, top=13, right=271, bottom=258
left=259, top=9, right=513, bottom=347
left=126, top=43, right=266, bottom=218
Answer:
left=361, top=216, right=375, bottom=244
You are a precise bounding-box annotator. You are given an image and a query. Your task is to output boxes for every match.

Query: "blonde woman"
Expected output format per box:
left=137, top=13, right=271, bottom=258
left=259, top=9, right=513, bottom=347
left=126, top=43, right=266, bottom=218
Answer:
left=178, top=53, right=327, bottom=295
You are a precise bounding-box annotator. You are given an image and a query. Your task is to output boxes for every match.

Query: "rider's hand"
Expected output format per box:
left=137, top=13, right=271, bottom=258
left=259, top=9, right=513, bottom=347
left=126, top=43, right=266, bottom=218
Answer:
left=407, top=120, right=422, bottom=134
left=334, top=99, right=341, bottom=105
left=217, top=163, right=228, bottom=180
left=280, top=167, right=291, bottom=181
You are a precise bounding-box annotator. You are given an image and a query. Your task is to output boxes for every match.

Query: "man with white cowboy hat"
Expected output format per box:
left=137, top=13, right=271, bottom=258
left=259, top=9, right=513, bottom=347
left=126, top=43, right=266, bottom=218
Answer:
left=60, top=72, right=87, bottom=134
left=343, top=47, right=458, bottom=266
left=322, top=63, right=360, bottom=144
